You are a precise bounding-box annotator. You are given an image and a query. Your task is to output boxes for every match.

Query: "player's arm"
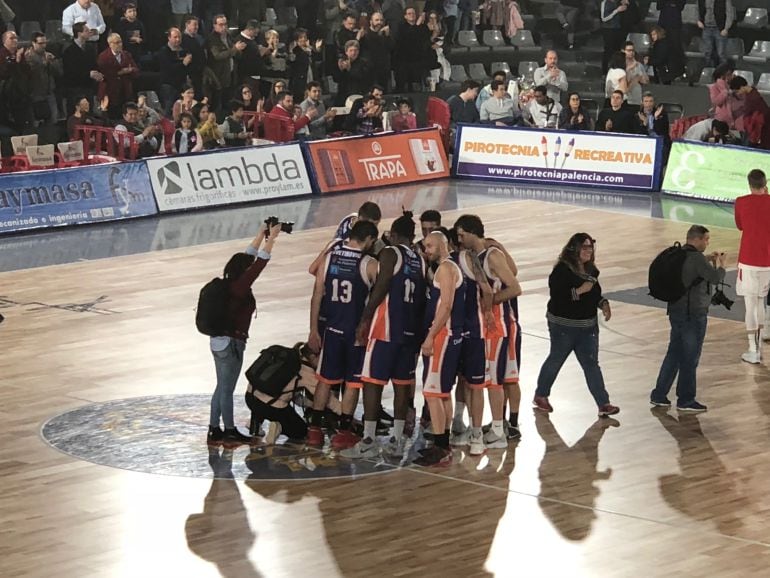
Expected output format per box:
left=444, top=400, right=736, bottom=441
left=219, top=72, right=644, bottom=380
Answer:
left=308, top=263, right=326, bottom=353
left=466, top=250, right=494, bottom=313
left=488, top=249, right=522, bottom=304
left=355, top=247, right=397, bottom=344
left=308, top=238, right=337, bottom=275
left=421, top=263, right=456, bottom=356
left=365, top=257, right=378, bottom=285
left=486, top=237, right=518, bottom=276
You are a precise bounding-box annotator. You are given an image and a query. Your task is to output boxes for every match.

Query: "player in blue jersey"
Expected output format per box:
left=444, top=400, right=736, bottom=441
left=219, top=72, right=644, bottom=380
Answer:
left=414, top=230, right=466, bottom=467
left=306, top=220, right=380, bottom=448
left=341, top=215, right=426, bottom=459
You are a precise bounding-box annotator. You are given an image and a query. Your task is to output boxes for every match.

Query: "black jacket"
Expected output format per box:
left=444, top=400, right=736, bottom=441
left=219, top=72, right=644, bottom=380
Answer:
left=332, top=56, right=373, bottom=106
left=697, top=0, right=732, bottom=30
left=597, top=106, right=639, bottom=134
left=547, top=262, right=606, bottom=325
left=62, top=41, right=98, bottom=89
left=360, top=28, right=394, bottom=70
left=657, top=0, right=686, bottom=30
left=289, top=45, right=322, bottom=100
left=649, top=36, right=685, bottom=83
left=181, top=32, right=206, bottom=79
left=157, top=44, right=190, bottom=90
left=558, top=107, right=594, bottom=131
left=234, top=34, right=264, bottom=87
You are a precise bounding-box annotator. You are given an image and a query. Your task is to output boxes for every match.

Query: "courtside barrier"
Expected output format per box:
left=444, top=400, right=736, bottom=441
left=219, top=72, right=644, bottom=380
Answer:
left=453, top=124, right=663, bottom=192
left=662, top=140, right=769, bottom=202
left=146, top=142, right=312, bottom=212
left=302, top=128, right=450, bottom=194
left=0, top=160, right=157, bottom=234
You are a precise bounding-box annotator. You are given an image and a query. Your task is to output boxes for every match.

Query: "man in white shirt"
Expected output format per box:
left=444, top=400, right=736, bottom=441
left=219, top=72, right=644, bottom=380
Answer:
left=476, top=69, right=509, bottom=111
left=300, top=81, right=336, bottom=139
left=525, top=85, right=562, bottom=128
left=533, top=50, right=568, bottom=104
left=683, top=118, right=730, bottom=143
left=480, top=79, right=520, bottom=126
left=62, top=0, right=106, bottom=41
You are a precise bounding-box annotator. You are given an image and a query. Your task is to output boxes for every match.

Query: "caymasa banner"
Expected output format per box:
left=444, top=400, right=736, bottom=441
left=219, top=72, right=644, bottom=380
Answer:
left=0, top=160, right=157, bottom=234
left=147, top=143, right=312, bottom=212
left=304, top=128, right=450, bottom=194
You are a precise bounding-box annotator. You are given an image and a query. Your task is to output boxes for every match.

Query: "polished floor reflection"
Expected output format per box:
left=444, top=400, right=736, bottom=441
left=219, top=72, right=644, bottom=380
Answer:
left=1, top=182, right=768, bottom=578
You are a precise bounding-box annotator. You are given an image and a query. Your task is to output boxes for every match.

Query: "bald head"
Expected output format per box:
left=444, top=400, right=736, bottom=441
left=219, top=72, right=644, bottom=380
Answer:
left=424, top=231, right=449, bottom=263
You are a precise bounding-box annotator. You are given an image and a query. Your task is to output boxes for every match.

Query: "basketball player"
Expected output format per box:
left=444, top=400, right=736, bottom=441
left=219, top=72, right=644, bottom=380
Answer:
left=341, top=215, right=426, bottom=459
left=455, top=215, right=522, bottom=451
left=415, top=209, right=442, bottom=257
left=415, top=230, right=466, bottom=467
left=306, top=221, right=380, bottom=448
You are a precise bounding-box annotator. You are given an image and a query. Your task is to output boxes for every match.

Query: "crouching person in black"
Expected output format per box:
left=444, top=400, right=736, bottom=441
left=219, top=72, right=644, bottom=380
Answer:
left=245, top=342, right=341, bottom=444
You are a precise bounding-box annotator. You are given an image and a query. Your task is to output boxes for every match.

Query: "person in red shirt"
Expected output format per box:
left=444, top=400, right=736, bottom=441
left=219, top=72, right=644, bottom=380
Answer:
left=390, top=97, right=417, bottom=132
left=734, top=169, right=770, bottom=364
left=269, top=91, right=317, bottom=136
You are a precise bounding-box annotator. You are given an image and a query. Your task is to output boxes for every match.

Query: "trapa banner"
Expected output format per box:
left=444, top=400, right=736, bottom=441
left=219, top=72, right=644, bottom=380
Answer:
left=662, top=141, right=769, bottom=202
left=146, top=143, right=312, bottom=212
left=453, top=124, right=662, bottom=191
left=0, top=161, right=157, bottom=234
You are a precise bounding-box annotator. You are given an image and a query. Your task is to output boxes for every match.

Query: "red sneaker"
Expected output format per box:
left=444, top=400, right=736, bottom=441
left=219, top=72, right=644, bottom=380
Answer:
left=598, top=404, right=620, bottom=417
left=330, top=430, right=361, bottom=450
left=306, top=425, right=324, bottom=447
left=533, top=395, right=554, bottom=413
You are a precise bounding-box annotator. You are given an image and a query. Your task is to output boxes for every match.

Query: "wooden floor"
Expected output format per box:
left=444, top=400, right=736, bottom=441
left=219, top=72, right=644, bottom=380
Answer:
left=2, top=197, right=770, bottom=577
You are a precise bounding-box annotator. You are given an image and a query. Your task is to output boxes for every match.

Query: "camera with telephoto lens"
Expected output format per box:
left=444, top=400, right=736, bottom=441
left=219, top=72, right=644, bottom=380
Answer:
left=711, top=283, right=734, bottom=310
left=264, top=216, right=294, bottom=236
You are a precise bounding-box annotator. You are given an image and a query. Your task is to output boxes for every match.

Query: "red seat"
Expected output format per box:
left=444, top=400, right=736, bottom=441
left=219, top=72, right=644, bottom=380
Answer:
left=74, top=124, right=139, bottom=160
left=669, top=114, right=709, bottom=140
left=426, top=96, right=451, bottom=153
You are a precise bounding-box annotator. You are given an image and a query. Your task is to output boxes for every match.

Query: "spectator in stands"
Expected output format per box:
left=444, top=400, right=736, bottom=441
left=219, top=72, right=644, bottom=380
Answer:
left=270, top=90, right=318, bottom=136
left=598, top=89, right=637, bottom=133
left=158, top=27, right=193, bottom=117
left=480, top=79, right=520, bottom=126
left=444, top=0, right=459, bottom=46
left=648, top=25, right=683, bottom=85
left=525, top=85, right=562, bottom=128
left=181, top=15, right=206, bottom=100
left=289, top=28, right=324, bottom=102
left=192, top=101, right=210, bottom=125
left=263, top=79, right=287, bottom=112
left=426, top=11, right=450, bottom=89
left=300, top=81, right=336, bottom=139
left=353, top=93, right=384, bottom=134
left=605, top=51, right=628, bottom=102
left=114, top=4, right=148, bottom=65
left=170, top=0, right=193, bottom=30
left=97, top=34, right=139, bottom=119
left=0, top=30, right=33, bottom=133
left=391, top=97, right=417, bottom=132
left=332, top=39, right=372, bottom=106
left=62, top=0, right=106, bottom=42
left=207, top=14, right=248, bottom=115
left=635, top=92, right=671, bottom=155
left=198, top=111, right=225, bottom=149
left=683, top=117, right=730, bottom=143
left=697, top=0, right=734, bottom=68
left=600, top=0, right=628, bottom=73
left=457, top=0, right=479, bottom=38
left=657, top=1, right=685, bottom=65
left=448, top=79, right=481, bottom=128
left=335, top=13, right=360, bottom=54
left=139, top=0, right=173, bottom=52
left=114, top=101, right=160, bottom=157
left=729, top=75, right=770, bottom=149
left=481, top=0, right=505, bottom=31
left=66, top=94, right=107, bottom=139
left=63, top=23, right=103, bottom=105
left=558, top=92, right=594, bottom=131
left=238, top=85, right=260, bottom=113
left=219, top=100, right=252, bottom=147
left=173, top=111, right=203, bottom=153
left=233, top=20, right=264, bottom=95
left=393, top=7, right=431, bottom=92
left=27, top=32, right=62, bottom=125
left=557, top=0, right=581, bottom=49
left=534, top=50, right=568, bottom=104
left=260, top=29, right=288, bottom=98
left=136, top=93, right=162, bottom=128
left=709, top=61, right=736, bottom=128
left=343, top=83, right=384, bottom=132
left=172, top=85, right=199, bottom=123
left=360, top=11, right=394, bottom=92
left=476, top=69, right=509, bottom=111
left=623, top=41, right=649, bottom=106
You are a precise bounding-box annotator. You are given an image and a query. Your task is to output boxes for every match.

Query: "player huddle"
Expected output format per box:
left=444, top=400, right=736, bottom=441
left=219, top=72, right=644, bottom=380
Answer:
left=304, top=202, right=523, bottom=467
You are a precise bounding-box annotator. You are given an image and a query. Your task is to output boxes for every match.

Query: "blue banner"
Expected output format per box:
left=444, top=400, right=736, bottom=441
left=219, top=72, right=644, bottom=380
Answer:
left=0, top=161, right=158, bottom=234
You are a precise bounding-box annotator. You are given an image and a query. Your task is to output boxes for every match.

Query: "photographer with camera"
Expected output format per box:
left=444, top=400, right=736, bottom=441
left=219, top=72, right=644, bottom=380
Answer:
left=651, top=225, right=726, bottom=412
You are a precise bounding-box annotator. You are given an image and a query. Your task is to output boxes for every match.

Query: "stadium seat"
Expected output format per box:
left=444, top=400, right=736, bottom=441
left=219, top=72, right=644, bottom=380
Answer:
left=457, top=30, right=488, bottom=52
left=735, top=69, right=755, bottom=86
left=682, top=4, right=699, bottom=24
left=450, top=64, right=469, bottom=83
left=469, top=63, right=490, bottom=82
left=426, top=97, right=451, bottom=151
left=745, top=40, right=770, bottom=62
left=277, top=6, right=298, bottom=26
left=518, top=60, right=539, bottom=78
left=645, top=5, right=661, bottom=24
left=661, top=102, right=684, bottom=121
left=626, top=32, right=651, bottom=55
left=45, top=20, right=64, bottom=43
left=698, top=67, right=715, bottom=85
left=740, top=7, right=768, bottom=28
left=490, top=61, right=512, bottom=76
left=684, top=37, right=703, bottom=58
left=482, top=29, right=506, bottom=47
left=561, top=61, right=587, bottom=78
left=580, top=98, right=599, bottom=122
left=509, top=30, right=536, bottom=48
left=725, top=38, right=745, bottom=60
left=757, top=72, right=770, bottom=93
left=19, top=21, right=42, bottom=42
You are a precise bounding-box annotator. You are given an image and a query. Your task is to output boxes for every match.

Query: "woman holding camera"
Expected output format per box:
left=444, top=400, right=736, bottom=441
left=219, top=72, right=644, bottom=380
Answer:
left=208, top=222, right=282, bottom=446
left=533, top=233, right=620, bottom=417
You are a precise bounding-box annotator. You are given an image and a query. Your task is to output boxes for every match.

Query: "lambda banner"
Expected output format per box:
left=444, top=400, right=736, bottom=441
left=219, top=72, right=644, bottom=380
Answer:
left=147, top=143, right=312, bottom=212
left=303, top=128, right=450, bottom=194
left=453, top=124, right=663, bottom=191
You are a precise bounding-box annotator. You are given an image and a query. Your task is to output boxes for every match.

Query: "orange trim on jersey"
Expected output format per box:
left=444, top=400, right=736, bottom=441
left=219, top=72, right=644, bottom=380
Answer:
left=316, top=374, right=343, bottom=386
left=369, top=297, right=390, bottom=341
left=361, top=377, right=389, bottom=386
left=423, top=392, right=451, bottom=399
left=345, top=380, right=363, bottom=389
left=392, top=379, right=415, bottom=386
left=467, top=380, right=491, bottom=390
left=431, top=329, right=449, bottom=372
left=504, top=378, right=519, bottom=385
left=487, top=383, right=504, bottom=391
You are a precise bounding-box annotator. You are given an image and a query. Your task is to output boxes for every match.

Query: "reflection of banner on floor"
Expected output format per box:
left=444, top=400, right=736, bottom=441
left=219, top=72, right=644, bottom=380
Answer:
left=453, top=124, right=662, bottom=191
left=0, top=161, right=157, bottom=234
left=662, top=141, right=768, bottom=202
left=660, top=196, right=736, bottom=229
left=303, top=128, right=450, bottom=194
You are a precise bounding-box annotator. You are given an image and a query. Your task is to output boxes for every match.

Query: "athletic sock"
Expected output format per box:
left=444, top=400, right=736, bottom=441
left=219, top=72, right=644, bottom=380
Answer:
left=363, top=420, right=377, bottom=441
left=339, top=413, right=354, bottom=431
left=453, top=402, right=466, bottom=421
left=492, top=420, right=505, bottom=438
left=471, top=426, right=482, bottom=437
left=393, top=419, right=405, bottom=441
left=435, top=432, right=450, bottom=449
left=509, top=412, right=519, bottom=428
left=308, top=409, right=324, bottom=427
left=748, top=332, right=759, bottom=353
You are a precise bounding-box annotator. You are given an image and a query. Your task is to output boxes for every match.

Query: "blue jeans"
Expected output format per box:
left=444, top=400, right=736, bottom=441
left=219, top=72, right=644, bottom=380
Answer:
left=702, top=26, right=727, bottom=67
left=652, top=314, right=708, bottom=405
left=536, top=322, right=610, bottom=407
left=210, top=338, right=246, bottom=429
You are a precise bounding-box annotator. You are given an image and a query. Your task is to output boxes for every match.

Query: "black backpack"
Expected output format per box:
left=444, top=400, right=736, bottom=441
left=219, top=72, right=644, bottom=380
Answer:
left=195, top=277, right=232, bottom=336
left=245, top=345, right=302, bottom=400
left=648, top=243, right=694, bottom=302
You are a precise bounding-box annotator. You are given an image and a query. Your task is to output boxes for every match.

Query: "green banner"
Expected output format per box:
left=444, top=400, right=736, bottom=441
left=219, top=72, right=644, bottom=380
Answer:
left=660, top=196, right=736, bottom=229
left=662, top=141, right=770, bottom=202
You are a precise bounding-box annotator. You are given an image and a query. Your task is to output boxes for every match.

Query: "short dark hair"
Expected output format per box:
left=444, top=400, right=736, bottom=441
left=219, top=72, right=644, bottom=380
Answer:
left=167, top=27, right=181, bottom=38
left=178, top=111, right=195, bottom=127
left=306, top=80, right=321, bottom=91
left=72, top=22, right=87, bottom=37
left=358, top=201, right=381, bottom=222
left=343, top=12, right=356, bottom=20
left=492, top=70, right=507, bottom=80
left=748, top=169, right=767, bottom=190
left=349, top=220, right=379, bottom=242
left=624, top=41, right=635, bottom=50
left=729, top=75, right=748, bottom=90
left=184, top=14, right=198, bottom=26
left=454, top=214, right=484, bottom=238
left=612, top=89, right=625, bottom=98
left=396, top=97, right=412, bottom=108
left=711, top=119, right=729, bottom=135
left=534, top=85, right=547, bottom=96
left=713, top=60, right=735, bottom=82
left=370, top=84, right=384, bottom=94
left=686, top=225, right=709, bottom=240
left=276, top=90, right=292, bottom=102
left=123, top=3, right=137, bottom=13
left=460, top=79, right=481, bottom=93
left=123, top=101, right=138, bottom=115
left=420, top=209, right=441, bottom=224
left=391, top=214, right=416, bottom=241
left=293, top=27, right=307, bottom=40
left=224, top=252, right=256, bottom=280
left=31, top=31, right=45, bottom=43
left=230, top=99, right=245, bottom=113
left=609, top=51, right=626, bottom=70
left=246, top=19, right=261, bottom=31
left=491, top=79, right=506, bottom=92
left=362, top=93, right=377, bottom=105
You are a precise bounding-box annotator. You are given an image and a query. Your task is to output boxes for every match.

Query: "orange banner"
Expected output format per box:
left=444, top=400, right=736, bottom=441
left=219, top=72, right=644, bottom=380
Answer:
left=304, top=128, right=450, bottom=194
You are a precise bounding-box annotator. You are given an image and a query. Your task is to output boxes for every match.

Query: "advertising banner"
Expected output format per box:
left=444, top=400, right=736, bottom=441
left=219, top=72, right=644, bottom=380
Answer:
left=303, top=128, right=450, bottom=194
left=662, top=141, right=768, bottom=202
left=147, top=143, right=312, bottom=212
left=0, top=161, right=157, bottom=234
left=453, top=124, right=662, bottom=191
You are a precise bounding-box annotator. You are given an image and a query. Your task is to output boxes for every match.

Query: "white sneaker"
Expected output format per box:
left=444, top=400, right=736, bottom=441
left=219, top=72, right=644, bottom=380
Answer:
left=384, top=436, right=407, bottom=457
left=450, top=429, right=470, bottom=446
left=340, top=438, right=379, bottom=459
left=484, top=431, right=508, bottom=450
left=265, top=421, right=282, bottom=445
left=741, top=351, right=761, bottom=364
left=469, top=431, right=485, bottom=456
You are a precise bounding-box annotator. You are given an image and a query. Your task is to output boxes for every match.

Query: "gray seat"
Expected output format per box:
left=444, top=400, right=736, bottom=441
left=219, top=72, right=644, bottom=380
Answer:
left=518, top=60, right=539, bottom=78
left=645, top=5, right=661, bottom=24
left=740, top=7, right=768, bottom=28
left=490, top=61, right=512, bottom=76
left=745, top=40, right=770, bottom=63
left=457, top=30, right=488, bottom=52
left=580, top=98, right=600, bottom=122
left=509, top=30, right=536, bottom=48
left=450, top=64, right=469, bottom=83
left=44, top=20, right=64, bottom=43
left=725, top=38, right=745, bottom=60
left=482, top=29, right=506, bottom=47
left=756, top=72, right=770, bottom=93
left=263, top=7, right=277, bottom=26
left=19, top=21, right=42, bottom=42
left=626, top=32, right=651, bottom=55
left=735, top=69, right=755, bottom=86
left=661, top=102, right=684, bottom=121
left=698, top=67, right=715, bottom=86
left=684, top=37, right=703, bottom=58
left=468, top=63, right=490, bottom=82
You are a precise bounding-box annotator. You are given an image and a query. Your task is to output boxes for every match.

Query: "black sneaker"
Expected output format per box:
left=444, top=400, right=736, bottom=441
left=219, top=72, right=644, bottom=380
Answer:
left=650, top=397, right=672, bottom=407
left=223, top=427, right=253, bottom=445
left=207, top=426, right=224, bottom=445
left=507, top=425, right=522, bottom=441
left=379, top=407, right=394, bottom=426
left=413, top=446, right=452, bottom=467
left=677, top=401, right=708, bottom=413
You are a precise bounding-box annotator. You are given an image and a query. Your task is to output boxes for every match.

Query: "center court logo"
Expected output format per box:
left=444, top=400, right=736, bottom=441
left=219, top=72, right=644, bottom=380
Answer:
left=156, top=161, right=184, bottom=195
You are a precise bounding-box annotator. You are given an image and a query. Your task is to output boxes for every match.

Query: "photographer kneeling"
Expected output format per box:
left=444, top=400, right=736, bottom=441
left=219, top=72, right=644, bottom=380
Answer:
left=246, top=343, right=341, bottom=444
